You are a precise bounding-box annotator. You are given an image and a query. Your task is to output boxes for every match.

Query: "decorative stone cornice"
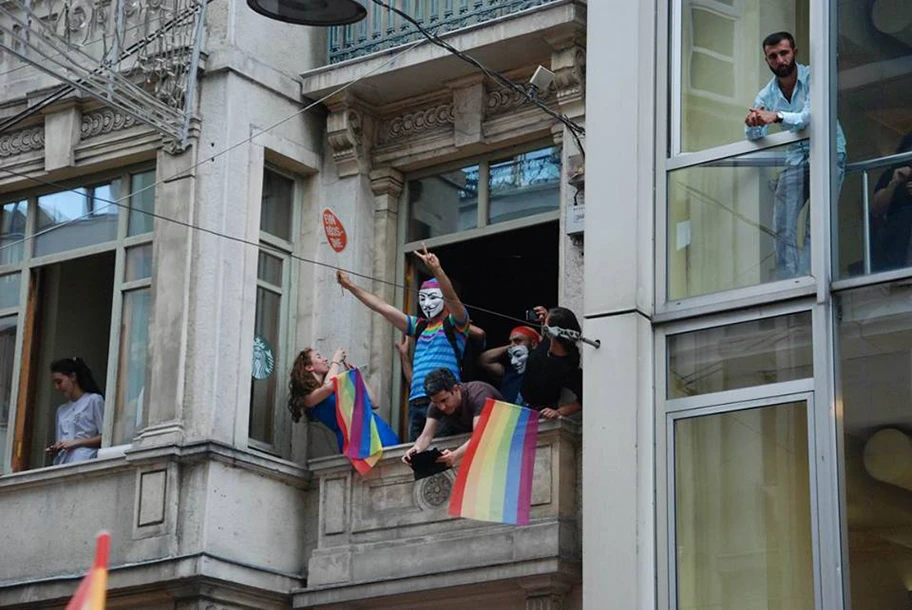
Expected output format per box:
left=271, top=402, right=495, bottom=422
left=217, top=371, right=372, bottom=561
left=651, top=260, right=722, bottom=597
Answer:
left=80, top=108, right=138, bottom=139
left=377, top=101, right=455, bottom=145
left=552, top=45, right=586, bottom=108
left=0, top=125, right=44, bottom=157
left=369, top=167, right=404, bottom=200
left=485, top=87, right=557, bottom=119
left=326, top=94, right=374, bottom=177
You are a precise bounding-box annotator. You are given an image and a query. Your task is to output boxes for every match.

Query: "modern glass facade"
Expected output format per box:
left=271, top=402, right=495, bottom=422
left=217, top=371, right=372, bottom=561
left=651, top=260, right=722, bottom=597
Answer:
left=658, top=0, right=912, bottom=607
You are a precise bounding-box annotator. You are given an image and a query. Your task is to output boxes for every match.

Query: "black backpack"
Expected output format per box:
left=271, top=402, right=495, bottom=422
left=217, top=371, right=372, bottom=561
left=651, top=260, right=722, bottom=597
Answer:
left=413, top=317, right=483, bottom=382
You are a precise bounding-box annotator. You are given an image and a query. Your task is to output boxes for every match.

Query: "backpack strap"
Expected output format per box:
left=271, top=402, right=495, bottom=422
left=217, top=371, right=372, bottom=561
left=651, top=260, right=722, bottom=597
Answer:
left=441, top=316, right=462, bottom=360
left=414, top=317, right=428, bottom=337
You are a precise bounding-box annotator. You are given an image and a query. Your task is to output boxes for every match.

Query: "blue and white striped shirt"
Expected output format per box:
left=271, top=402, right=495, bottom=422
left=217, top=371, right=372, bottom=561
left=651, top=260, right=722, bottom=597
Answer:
left=406, top=314, right=469, bottom=401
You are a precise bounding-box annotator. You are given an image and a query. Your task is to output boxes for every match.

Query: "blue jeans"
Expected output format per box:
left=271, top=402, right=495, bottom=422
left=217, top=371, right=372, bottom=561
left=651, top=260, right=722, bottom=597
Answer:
left=773, top=154, right=846, bottom=279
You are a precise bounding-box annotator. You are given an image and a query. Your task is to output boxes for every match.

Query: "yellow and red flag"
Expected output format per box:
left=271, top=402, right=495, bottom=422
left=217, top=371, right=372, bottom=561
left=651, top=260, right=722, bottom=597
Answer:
left=65, top=531, right=110, bottom=610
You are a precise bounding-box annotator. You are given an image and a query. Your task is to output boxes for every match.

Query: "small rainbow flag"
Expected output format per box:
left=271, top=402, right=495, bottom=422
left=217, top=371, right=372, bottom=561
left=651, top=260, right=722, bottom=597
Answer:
left=66, top=531, right=109, bottom=610
left=334, top=368, right=383, bottom=475
left=448, top=399, right=539, bottom=525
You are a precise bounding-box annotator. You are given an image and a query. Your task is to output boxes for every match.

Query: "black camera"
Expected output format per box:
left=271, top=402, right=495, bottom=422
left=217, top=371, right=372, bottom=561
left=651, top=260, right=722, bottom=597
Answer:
left=524, top=309, right=540, bottom=323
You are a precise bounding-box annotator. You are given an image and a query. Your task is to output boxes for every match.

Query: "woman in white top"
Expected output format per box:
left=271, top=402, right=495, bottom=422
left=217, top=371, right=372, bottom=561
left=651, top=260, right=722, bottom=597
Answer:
left=45, top=357, right=105, bottom=465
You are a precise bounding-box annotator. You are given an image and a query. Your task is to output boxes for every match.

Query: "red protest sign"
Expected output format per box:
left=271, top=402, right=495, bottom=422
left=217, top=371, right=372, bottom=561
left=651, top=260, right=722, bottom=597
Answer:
left=322, top=208, right=348, bottom=253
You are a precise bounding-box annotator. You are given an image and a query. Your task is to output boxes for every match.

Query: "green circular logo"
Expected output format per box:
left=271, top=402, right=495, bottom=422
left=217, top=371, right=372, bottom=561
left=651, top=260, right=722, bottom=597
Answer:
left=252, top=335, right=275, bottom=380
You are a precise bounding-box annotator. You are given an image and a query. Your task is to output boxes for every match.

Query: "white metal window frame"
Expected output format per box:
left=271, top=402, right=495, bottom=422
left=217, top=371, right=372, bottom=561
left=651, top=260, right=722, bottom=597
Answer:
left=0, top=163, right=156, bottom=474
left=654, top=297, right=844, bottom=609
left=662, top=0, right=827, bottom=320
left=657, top=0, right=849, bottom=604
left=402, top=139, right=562, bottom=253
left=246, top=164, right=301, bottom=458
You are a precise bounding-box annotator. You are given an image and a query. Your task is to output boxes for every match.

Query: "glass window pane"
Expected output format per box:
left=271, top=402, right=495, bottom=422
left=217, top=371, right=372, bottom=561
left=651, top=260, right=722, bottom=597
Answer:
left=668, top=142, right=810, bottom=299
left=838, top=282, right=912, bottom=609
left=678, top=0, right=809, bottom=152
left=675, top=402, right=814, bottom=609
left=407, top=166, right=478, bottom=241
left=0, top=315, right=17, bottom=472
left=113, top=289, right=150, bottom=445
left=261, top=170, right=293, bottom=241
left=257, top=252, right=283, bottom=287
left=128, top=171, right=155, bottom=236
left=0, top=200, right=26, bottom=265
left=0, top=272, right=19, bottom=310
left=124, top=244, right=152, bottom=282
left=35, top=182, right=120, bottom=257
left=488, top=147, right=561, bottom=224
left=834, top=0, right=912, bottom=278
left=249, top=287, right=280, bottom=444
left=667, top=311, right=812, bottom=398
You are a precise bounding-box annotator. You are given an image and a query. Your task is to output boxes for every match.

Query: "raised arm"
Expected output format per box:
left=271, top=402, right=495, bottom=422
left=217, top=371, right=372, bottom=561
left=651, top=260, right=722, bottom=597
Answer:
left=337, top=270, right=409, bottom=333
left=414, top=244, right=468, bottom=325
left=479, top=344, right=508, bottom=379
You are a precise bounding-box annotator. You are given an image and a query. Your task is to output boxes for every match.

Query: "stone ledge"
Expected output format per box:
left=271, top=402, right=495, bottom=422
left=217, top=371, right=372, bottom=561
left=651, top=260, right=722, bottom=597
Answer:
left=0, top=552, right=301, bottom=608
left=298, top=0, right=586, bottom=106
left=294, top=557, right=580, bottom=608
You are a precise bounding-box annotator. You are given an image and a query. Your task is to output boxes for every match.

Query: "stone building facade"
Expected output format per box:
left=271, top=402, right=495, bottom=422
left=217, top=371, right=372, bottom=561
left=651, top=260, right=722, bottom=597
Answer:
left=0, top=1, right=587, bottom=608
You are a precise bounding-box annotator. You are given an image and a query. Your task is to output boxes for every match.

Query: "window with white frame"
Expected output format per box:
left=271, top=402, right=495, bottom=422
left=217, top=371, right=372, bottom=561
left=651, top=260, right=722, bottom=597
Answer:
left=665, top=0, right=813, bottom=308
left=0, top=166, right=155, bottom=472
left=248, top=167, right=296, bottom=452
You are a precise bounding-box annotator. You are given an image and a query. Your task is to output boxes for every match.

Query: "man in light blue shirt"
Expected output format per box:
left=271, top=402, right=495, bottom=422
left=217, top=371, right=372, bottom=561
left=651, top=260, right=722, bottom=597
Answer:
left=745, top=31, right=846, bottom=279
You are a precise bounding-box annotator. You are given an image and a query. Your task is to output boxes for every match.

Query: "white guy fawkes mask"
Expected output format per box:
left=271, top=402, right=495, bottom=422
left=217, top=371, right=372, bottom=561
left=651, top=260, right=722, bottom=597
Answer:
left=508, top=345, right=530, bottom=374
left=419, top=288, right=445, bottom=318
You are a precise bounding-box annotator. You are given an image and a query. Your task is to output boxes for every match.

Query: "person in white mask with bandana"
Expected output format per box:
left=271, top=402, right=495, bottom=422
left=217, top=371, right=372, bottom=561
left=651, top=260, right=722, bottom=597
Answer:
left=337, top=244, right=470, bottom=441
left=479, top=326, right=541, bottom=403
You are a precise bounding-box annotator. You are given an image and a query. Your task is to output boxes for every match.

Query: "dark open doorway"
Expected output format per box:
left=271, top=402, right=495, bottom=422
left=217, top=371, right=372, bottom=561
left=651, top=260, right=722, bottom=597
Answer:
left=423, top=221, right=559, bottom=381
left=22, top=252, right=114, bottom=469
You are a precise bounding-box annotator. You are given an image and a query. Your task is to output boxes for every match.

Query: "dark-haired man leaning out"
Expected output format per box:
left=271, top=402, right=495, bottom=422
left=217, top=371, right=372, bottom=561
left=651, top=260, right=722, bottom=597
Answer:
left=402, top=368, right=502, bottom=469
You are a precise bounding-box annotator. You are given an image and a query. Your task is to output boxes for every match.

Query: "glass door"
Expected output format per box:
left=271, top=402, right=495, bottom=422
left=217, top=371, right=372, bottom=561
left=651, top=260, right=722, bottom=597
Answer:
left=667, top=395, right=819, bottom=609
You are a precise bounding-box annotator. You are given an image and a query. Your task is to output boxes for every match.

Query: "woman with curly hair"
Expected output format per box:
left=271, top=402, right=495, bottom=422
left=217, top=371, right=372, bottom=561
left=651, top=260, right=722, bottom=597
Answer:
left=288, top=347, right=398, bottom=452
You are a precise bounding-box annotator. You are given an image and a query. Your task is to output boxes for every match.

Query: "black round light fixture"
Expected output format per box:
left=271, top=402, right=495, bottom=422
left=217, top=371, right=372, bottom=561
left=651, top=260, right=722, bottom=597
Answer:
left=246, top=0, right=367, bottom=26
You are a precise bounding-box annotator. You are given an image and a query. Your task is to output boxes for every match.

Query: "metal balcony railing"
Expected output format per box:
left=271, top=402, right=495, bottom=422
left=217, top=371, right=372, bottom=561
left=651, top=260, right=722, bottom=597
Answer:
left=328, top=0, right=559, bottom=64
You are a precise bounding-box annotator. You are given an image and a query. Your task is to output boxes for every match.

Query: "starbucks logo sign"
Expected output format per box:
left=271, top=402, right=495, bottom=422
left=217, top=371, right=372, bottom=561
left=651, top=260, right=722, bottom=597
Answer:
left=252, top=335, right=275, bottom=380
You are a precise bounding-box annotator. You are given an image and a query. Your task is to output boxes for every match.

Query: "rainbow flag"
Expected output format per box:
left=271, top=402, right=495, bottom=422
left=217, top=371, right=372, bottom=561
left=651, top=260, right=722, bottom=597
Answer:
left=334, top=368, right=383, bottom=474
left=66, top=531, right=109, bottom=610
left=448, top=399, right=539, bottom=525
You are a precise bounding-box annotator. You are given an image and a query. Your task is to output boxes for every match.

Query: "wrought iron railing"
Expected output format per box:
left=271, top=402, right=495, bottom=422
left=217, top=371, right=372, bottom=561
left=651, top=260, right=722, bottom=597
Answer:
left=328, top=0, right=559, bottom=64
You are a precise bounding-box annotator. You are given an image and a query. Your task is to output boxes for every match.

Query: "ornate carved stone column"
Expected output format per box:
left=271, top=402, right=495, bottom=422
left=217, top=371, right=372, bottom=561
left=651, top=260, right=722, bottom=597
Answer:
left=326, top=93, right=374, bottom=177
left=548, top=33, right=587, bottom=314
left=369, top=166, right=404, bottom=418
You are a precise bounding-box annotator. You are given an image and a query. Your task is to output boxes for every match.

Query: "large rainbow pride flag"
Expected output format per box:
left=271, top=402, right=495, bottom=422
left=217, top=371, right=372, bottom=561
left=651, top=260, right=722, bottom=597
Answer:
left=448, top=399, right=539, bottom=525
left=66, top=531, right=109, bottom=610
left=334, top=368, right=398, bottom=475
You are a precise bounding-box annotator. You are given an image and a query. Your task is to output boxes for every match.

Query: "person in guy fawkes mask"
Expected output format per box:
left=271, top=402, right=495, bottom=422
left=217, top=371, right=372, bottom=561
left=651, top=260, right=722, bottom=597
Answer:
left=479, top=326, right=541, bottom=403
left=337, top=244, right=471, bottom=441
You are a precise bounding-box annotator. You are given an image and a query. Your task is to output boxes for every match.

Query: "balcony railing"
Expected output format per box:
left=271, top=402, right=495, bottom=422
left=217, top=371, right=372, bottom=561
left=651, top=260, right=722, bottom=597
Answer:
left=328, top=0, right=560, bottom=64
left=296, top=419, right=580, bottom=606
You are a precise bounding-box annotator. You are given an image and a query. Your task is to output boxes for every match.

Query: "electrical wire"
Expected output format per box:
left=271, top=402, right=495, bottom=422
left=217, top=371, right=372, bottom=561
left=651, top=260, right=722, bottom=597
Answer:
left=0, top=11, right=175, bottom=81
left=0, top=1, right=204, bottom=135
left=367, top=0, right=586, bottom=158
left=0, top=35, right=428, bottom=259
left=0, top=161, right=537, bottom=329
left=0, top=21, right=585, bottom=330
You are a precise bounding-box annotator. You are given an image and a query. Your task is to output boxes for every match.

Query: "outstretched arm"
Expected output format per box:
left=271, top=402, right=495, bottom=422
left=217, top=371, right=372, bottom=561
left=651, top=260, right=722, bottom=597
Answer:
left=337, top=270, right=409, bottom=333
left=414, top=244, right=468, bottom=325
